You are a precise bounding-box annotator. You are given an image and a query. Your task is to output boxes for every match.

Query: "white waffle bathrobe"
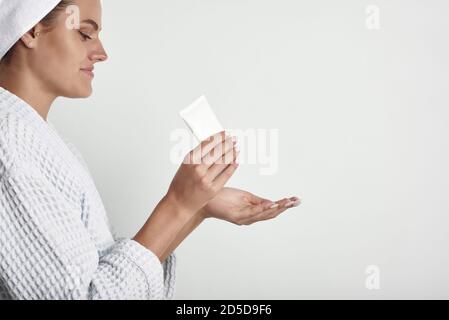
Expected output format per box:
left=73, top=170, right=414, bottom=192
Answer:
left=0, top=87, right=176, bottom=300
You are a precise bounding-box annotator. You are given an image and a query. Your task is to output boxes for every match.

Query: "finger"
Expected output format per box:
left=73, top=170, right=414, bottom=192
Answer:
left=212, top=162, right=239, bottom=189
left=252, top=197, right=301, bottom=223
left=203, top=137, right=236, bottom=168
left=239, top=199, right=283, bottom=221
left=200, top=131, right=231, bottom=159
left=248, top=196, right=300, bottom=213
left=188, top=131, right=227, bottom=164
left=208, top=147, right=239, bottom=180
left=259, top=198, right=293, bottom=217
left=190, top=135, right=233, bottom=166
left=255, top=207, right=289, bottom=223
left=281, top=197, right=301, bottom=208
left=216, top=142, right=238, bottom=166
left=238, top=198, right=291, bottom=225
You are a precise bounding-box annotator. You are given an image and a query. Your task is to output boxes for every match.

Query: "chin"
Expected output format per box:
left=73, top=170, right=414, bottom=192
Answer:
left=79, top=87, right=93, bottom=98
left=57, top=76, right=93, bottom=98
left=66, top=85, right=93, bottom=98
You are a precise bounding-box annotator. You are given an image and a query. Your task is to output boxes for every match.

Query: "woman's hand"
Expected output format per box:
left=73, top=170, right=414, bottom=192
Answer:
left=199, top=187, right=301, bottom=226
left=135, top=131, right=238, bottom=260
left=165, top=131, right=239, bottom=216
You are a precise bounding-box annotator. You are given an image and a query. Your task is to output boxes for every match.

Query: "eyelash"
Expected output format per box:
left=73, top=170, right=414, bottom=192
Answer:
left=78, top=31, right=93, bottom=41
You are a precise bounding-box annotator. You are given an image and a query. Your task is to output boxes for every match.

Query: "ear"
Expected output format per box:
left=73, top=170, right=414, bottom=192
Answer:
left=20, top=26, right=43, bottom=49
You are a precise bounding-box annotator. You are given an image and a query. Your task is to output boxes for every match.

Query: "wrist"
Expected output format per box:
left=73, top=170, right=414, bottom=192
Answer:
left=162, top=193, right=196, bottom=222
left=197, top=206, right=211, bottom=220
left=133, top=194, right=196, bottom=260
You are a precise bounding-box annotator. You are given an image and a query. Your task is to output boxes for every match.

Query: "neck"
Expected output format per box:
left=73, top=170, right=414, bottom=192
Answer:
left=0, top=63, right=56, bottom=122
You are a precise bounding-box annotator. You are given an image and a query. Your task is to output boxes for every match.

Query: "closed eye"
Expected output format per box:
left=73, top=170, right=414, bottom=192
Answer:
left=78, top=31, right=93, bottom=41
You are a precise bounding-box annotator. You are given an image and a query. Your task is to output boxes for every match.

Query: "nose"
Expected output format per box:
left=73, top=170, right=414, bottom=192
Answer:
left=89, top=40, right=108, bottom=63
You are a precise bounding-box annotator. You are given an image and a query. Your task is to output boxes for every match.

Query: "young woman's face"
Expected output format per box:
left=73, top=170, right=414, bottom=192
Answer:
left=31, top=0, right=107, bottom=98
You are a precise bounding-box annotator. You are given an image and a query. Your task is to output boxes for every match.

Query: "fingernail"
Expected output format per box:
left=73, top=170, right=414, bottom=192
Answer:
left=288, top=200, right=301, bottom=208
left=284, top=201, right=294, bottom=207
left=269, top=203, right=279, bottom=209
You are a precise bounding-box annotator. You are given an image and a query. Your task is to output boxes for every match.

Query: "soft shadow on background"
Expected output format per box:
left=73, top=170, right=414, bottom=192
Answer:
left=50, top=0, right=449, bottom=299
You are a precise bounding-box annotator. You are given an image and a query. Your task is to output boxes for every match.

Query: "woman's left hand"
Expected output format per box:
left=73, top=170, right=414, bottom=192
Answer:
left=199, top=187, right=301, bottom=226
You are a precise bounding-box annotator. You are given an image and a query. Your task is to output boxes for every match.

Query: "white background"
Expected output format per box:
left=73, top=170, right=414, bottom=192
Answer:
left=51, top=0, right=449, bottom=299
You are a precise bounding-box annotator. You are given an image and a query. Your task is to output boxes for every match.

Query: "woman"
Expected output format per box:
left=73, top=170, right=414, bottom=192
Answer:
left=0, top=0, right=301, bottom=300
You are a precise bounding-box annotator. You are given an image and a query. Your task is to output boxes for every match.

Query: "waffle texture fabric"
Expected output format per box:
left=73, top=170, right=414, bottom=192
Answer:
left=0, top=87, right=176, bottom=300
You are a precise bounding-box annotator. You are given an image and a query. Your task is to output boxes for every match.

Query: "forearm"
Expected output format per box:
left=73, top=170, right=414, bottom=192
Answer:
left=160, top=210, right=207, bottom=261
left=133, top=195, right=195, bottom=263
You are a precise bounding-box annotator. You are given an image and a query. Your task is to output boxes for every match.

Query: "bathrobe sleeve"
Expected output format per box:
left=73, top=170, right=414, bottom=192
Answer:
left=63, top=138, right=177, bottom=299
left=0, top=165, right=176, bottom=300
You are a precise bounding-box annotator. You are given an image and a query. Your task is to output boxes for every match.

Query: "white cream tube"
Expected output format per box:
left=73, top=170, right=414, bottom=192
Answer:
left=180, top=95, right=225, bottom=142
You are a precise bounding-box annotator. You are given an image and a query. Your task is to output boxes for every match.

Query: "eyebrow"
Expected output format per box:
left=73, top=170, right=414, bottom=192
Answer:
left=81, top=19, right=101, bottom=31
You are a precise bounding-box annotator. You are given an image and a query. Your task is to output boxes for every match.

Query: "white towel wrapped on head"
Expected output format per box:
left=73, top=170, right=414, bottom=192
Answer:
left=0, top=0, right=61, bottom=59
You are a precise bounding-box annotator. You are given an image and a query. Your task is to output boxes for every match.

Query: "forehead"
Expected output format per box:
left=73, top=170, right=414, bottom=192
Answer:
left=72, top=0, right=102, bottom=26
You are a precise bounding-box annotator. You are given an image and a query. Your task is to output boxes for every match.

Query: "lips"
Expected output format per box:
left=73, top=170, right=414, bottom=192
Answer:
left=80, top=66, right=95, bottom=78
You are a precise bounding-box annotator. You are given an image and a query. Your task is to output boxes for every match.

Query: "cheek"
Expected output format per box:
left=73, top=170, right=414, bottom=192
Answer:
left=43, top=32, right=87, bottom=74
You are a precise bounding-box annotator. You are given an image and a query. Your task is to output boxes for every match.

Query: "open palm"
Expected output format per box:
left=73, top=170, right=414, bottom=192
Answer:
left=201, top=187, right=300, bottom=226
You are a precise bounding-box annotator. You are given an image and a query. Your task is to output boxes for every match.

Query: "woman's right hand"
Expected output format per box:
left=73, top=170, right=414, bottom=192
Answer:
left=165, top=131, right=239, bottom=215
